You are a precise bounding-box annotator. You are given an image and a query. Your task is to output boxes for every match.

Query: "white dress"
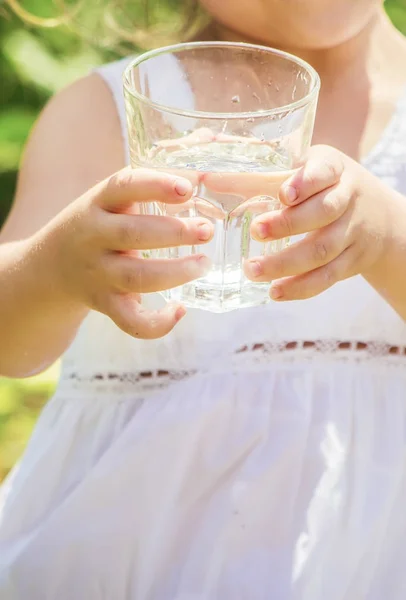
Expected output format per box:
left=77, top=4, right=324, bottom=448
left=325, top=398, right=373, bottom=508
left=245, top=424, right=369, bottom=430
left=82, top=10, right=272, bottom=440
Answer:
left=1, top=59, right=406, bottom=600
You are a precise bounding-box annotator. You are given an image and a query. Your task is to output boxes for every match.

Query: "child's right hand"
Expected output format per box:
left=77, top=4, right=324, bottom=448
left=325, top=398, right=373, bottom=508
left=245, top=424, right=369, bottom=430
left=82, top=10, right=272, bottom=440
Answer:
left=38, top=167, right=213, bottom=339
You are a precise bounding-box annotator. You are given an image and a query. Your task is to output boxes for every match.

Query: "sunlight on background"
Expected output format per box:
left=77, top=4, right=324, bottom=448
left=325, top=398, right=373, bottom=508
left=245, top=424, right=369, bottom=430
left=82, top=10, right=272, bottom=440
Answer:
left=0, top=0, right=406, bottom=481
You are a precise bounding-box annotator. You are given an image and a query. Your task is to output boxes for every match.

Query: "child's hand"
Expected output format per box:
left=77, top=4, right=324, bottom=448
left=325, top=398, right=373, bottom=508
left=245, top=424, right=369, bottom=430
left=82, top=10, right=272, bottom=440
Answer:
left=40, top=168, right=213, bottom=338
left=245, top=145, right=396, bottom=301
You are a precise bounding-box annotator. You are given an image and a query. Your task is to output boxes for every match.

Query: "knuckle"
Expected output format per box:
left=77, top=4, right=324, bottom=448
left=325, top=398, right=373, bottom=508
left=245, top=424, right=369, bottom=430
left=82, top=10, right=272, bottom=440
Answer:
left=88, top=208, right=107, bottom=244
left=280, top=208, right=293, bottom=237
left=304, top=169, right=318, bottom=190
left=82, top=255, right=100, bottom=281
left=267, top=252, right=285, bottom=278
left=106, top=169, right=133, bottom=194
left=274, top=256, right=286, bottom=278
left=323, top=262, right=338, bottom=287
left=118, top=221, right=137, bottom=247
left=307, top=147, right=344, bottom=186
left=322, top=188, right=347, bottom=219
left=120, top=265, right=140, bottom=291
left=313, top=240, right=329, bottom=263
left=174, top=220, right=188, bottom=246
left=323, top=155, right=344, bottom=182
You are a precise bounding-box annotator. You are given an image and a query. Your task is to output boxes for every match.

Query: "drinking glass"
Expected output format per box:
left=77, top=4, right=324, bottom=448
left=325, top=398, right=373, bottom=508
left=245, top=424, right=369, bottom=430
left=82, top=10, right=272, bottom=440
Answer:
left=123, top=42, right=320, bottom=312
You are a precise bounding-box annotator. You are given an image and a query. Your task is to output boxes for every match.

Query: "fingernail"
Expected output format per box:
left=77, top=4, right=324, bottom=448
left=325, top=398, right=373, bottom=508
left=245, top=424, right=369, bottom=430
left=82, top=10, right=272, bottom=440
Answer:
left=198, top=223, right=212, bottom=241
left=254, top=222, right=268, bottom=240
left=270, top=285, right=283, bottom=300
left=174, top=306, right=186, bottom=322
left=283, top=184, right=298, bottom=205
left=174, top=179, right=191, bottom=197
left=246, top=260, right=262, bottom=277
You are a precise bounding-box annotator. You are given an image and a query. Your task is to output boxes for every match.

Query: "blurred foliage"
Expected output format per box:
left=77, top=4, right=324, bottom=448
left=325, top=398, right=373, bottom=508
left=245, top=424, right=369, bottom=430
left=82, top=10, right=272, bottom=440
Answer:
left=0, top=364, right=59, bottom=480
left=0, top=0, right=195, bottom=223
left=0, top=0, right=406, bottom=482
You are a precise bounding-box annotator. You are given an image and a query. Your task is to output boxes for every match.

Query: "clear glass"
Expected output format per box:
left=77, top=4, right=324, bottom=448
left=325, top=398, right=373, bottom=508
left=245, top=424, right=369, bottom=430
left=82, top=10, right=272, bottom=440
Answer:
left=123, top=42, right=320, bottom=312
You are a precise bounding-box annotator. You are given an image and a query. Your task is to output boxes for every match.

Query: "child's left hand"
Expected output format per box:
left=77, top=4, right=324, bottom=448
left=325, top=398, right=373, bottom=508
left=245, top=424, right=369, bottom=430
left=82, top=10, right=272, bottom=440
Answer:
left=245, top=144, right=397, bottom=301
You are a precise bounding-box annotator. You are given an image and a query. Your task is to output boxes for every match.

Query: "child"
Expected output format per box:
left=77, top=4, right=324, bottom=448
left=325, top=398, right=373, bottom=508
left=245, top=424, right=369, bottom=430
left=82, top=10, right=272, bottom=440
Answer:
left=1, top=1, right=406, bottom=598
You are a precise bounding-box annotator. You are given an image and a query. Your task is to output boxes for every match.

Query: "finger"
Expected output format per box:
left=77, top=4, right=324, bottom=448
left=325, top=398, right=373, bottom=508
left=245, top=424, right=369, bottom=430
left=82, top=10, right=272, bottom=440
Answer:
left=97, top=167, right=195, bottom=212
left=147, top=128, right=214, bottom=189
left=251, top=182, right=350, bottom=241
left=245, top=219, right=348, bottom=281
left=279, top=145, right=345, bottom=206
left=203, top=169, right=293, bottom=200
left=215, top=132, right=277, bottom=146
left=269, top=246, right=356, bottom=301
left=106, top=294, right=186, bottom=340
left=191, top=198, right=225, bottom=220
left=150, top=127, right=216, bottom=154
left=104, top=253, right=211, bottom=294
left=164, top=196, right=273, bottom=220
left=103, top=214, right=214, bottom=251
left=162, top=198, right=225, bottom=220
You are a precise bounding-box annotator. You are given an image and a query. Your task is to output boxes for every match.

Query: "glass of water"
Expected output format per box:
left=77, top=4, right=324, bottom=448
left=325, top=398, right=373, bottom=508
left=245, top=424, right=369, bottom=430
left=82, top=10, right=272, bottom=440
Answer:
left=123, top=42, right=320, bottom=312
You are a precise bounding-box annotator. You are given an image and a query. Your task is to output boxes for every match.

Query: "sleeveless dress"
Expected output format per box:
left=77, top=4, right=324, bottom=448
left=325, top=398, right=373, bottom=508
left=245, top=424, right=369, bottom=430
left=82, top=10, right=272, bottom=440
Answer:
left=1, top=58, right=406, bottom=600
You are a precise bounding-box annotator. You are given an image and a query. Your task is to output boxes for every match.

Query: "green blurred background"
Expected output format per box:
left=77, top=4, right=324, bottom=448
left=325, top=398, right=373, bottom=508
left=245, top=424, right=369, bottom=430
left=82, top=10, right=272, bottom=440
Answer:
left=0, top=0, right=406, bottom=482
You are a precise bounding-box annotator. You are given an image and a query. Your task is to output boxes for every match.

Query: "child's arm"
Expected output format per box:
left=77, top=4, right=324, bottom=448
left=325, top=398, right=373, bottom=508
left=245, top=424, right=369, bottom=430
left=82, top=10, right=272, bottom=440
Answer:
left=0, top=74, right=121, bottom=378
left=0, top=75, right=212, bottom=378
left=363, top=194, right=406, bottom=321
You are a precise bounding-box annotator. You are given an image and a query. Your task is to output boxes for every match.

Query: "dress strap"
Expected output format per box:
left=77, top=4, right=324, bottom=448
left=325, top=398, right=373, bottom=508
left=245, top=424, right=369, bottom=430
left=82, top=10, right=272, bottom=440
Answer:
left=363, top=84, right=406, bottom=169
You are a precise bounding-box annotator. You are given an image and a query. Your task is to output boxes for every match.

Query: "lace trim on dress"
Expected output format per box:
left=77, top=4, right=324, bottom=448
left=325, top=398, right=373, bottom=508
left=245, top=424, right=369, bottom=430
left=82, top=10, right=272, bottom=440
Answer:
left=58, top=339, right=406, bottom=398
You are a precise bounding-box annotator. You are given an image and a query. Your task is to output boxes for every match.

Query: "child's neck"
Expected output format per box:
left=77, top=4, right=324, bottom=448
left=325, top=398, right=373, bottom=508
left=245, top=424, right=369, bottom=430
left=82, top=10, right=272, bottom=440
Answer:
left=202, top=9, right=403, bottom=91
left=198, top=9, right=406, bottom=161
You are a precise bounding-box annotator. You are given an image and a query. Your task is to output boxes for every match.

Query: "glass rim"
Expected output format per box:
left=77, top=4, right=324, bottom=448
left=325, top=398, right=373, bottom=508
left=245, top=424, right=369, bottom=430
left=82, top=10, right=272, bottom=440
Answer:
left=123, top=41, right=320, bottom=121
